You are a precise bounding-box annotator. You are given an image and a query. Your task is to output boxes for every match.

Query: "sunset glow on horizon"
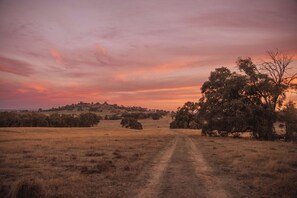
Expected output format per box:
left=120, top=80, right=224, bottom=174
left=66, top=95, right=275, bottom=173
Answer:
left=0, top=0, right=297, bottom=110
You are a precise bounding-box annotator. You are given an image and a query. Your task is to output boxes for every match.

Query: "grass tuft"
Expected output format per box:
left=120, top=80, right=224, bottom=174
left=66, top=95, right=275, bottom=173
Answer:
left=9, top=177, right=46, bottom=198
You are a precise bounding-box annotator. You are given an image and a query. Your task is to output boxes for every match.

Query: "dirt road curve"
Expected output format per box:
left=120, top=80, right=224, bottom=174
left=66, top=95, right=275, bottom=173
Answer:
left=135, top=131, right=229, bottom=198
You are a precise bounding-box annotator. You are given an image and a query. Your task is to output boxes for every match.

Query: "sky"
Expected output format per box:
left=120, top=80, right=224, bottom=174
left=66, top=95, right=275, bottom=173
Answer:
left=0, top=0, right=297, bottom=110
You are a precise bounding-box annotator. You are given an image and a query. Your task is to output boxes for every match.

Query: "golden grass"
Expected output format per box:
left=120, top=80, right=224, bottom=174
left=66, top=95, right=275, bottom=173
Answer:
left=8, top=177, right=46, bottom=198
left=187, top=133, right=297, bottom=197
left=0, top=118, right=174, bottom=198
left=1, top=117, right=296, bottom=197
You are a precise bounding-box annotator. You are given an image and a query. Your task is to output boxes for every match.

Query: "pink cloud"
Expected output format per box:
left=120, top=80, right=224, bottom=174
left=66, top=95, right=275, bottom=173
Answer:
left=0, top=56, right=34, bottom=76
left=95, top=44, right=110, bottom=65
left=50, top=48, right=64, bottom=65
left=0, top=0, right=296, bottom=110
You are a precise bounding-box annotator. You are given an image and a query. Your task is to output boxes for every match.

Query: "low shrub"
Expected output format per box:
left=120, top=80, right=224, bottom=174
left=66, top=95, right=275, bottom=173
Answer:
left=9, top=177, right=46, bottom=198
left=120, top=118, right=143, bottom=130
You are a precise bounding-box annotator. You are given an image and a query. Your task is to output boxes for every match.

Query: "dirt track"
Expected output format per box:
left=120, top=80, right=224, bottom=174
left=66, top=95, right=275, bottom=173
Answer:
left=135, top=131, right=228, bottom=198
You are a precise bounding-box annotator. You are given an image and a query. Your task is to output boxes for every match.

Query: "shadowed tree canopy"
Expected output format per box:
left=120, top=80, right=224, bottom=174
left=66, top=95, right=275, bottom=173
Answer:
left=120, top=117, right=143, bottom=130
left=0, top=112, right=101, bottom=127
left=282, top=101, right=297, bottom=141
left=237, top=49, right=296, bottom=111
left=199, top=67, right=252, bottom=135
left=171, top=49, right=296, bottom=140
left=170, top=101, right=200, bottom=129
left=236, top=49, right=296, bottom=139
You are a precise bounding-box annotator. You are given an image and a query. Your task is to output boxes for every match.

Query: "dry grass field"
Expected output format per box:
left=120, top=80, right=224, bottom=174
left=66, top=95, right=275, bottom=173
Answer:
left=188, top=133, right=297, bottom=197
left=0, top=118, right=174, bottom=198
left=0, top=117, right=296, bottom=198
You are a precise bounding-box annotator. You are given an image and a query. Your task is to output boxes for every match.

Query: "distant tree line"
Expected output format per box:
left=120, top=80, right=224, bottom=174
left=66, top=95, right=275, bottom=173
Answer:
left=171, top=49, right=297, bottom=141
left=106, top=112, right=166, bottom=130
left=121, top=112, right=164, bottom=120
left=0, top=112, right=100, bottom=127
left=103, top=112, right=165, bottom=120
left=44, top=101, right=170, bottom=114
left=104, top=114, right=122, bottom=120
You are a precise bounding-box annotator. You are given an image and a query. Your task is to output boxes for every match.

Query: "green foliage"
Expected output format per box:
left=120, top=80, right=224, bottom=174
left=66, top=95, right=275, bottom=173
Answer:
left=236, top=56, right=287, bottom=140
left=104, top=114, right=121, bottom=120
left=199, top=67, right=252, bottom=135
left=79, top=113, right=101, bottom=127
left=283, top=101, right=297, bottom=141
left=0, top=112, right=21, bottom=127
left=120, top=118, right=143, bottom=130
left=172, top=50, right=296, bottom=140
left=46, top=101, right=169, bottom=114
left=121, top=112, right=164, bottom=120
left=170, top=102, right=200, bottom=129
left=48, top=113, right=64, bottom=127
left=122, top=112, right=148, bottom=119
left=151, top=113, right=162, bottom=120
left=0, top=112, right=100, bottom=127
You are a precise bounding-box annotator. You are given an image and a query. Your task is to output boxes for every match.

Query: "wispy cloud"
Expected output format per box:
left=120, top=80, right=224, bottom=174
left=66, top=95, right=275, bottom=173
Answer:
left=95, top=43, right=110, bottom=65
left=0, top=56, right=35, bottom=76
left=50, top=48, right=64, bottom=65
left=0, top=0, right=296, bottom=110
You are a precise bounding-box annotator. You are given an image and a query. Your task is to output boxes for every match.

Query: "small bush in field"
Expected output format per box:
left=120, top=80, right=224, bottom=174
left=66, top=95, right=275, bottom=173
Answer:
left=120, top=118, right=143, bottom=130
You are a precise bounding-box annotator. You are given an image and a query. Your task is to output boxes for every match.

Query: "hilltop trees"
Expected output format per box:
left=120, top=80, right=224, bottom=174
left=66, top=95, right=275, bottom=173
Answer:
left=46, top=101, right=169, bottom=114
left=171, top=49, right=296, bottom=140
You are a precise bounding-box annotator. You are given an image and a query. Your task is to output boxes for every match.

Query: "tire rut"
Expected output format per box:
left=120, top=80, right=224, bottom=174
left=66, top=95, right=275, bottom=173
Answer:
left=159, top=134, right=206, bottom=198
left=135, top=136, right=177, bottom=198
left=187, top=137, right=228, bottom=198
left=134, top=131, right=229, bottom=198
